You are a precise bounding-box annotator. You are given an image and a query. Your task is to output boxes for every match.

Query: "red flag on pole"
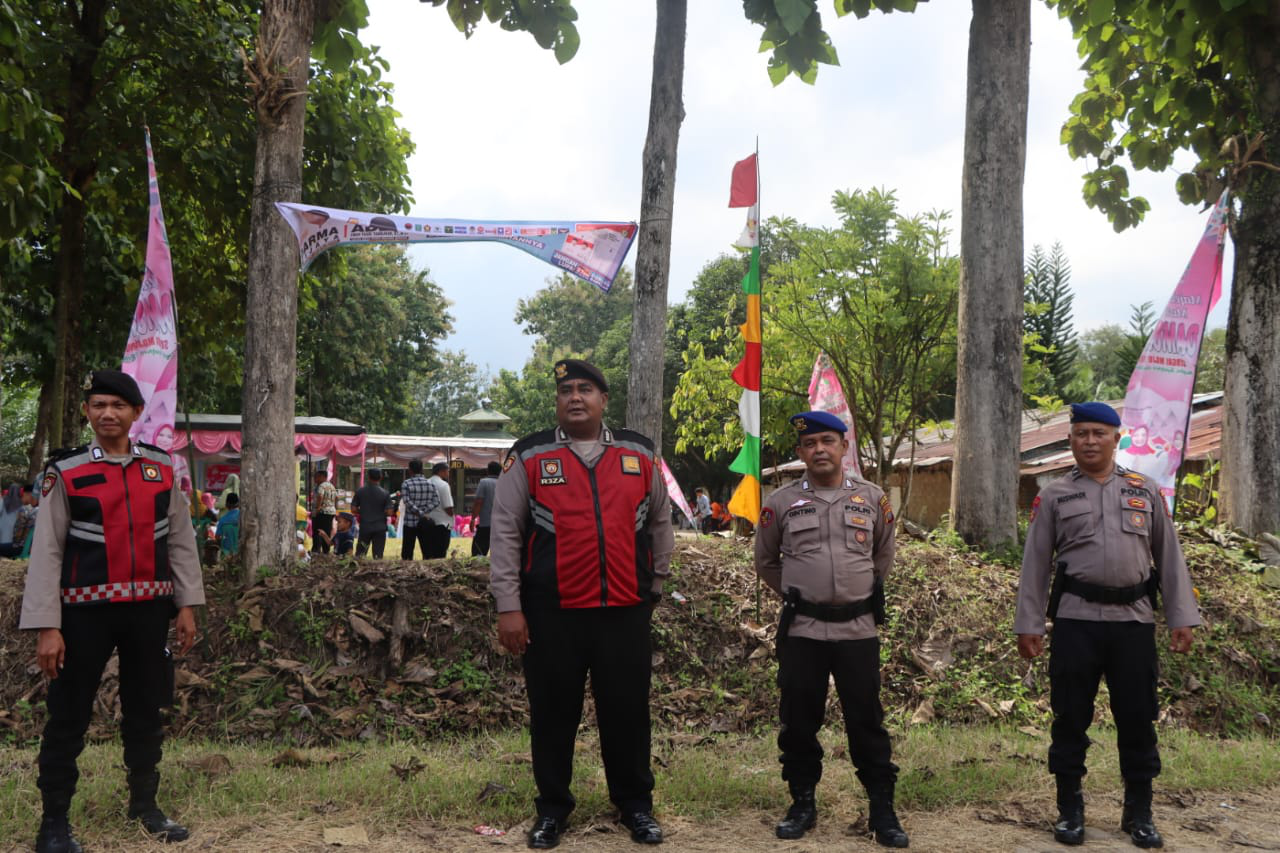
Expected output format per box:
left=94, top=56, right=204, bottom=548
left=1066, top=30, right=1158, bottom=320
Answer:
left=729, top=154, right=758, bottom=208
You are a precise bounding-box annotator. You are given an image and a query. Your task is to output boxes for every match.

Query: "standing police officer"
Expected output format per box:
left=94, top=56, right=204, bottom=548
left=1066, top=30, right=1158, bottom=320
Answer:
left=755, top=411, right=908, bottom=848
left=20, top=370, right=204, bottom=853
left=489, top=359, right=674, bottom=849
left=1016, top=402, right=1199, bottom=848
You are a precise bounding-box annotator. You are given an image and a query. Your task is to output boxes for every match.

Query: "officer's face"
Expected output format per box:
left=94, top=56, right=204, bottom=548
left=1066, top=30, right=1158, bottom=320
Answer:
left=556, top=379, right=607, bottom=434
left=797, top=431, right=848, bottom=480
left=1069, top=422, right=1120, bottom=472
left=82, top=395, right=143, bottom=441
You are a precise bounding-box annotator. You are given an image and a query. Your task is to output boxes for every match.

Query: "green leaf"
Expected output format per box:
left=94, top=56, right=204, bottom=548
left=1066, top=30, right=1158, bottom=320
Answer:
left=553, top=21, right=579, bottom=64
left=1153, top=86, right=1170, bottom=115
left=774, top=0, right=817, bottom=36
left=1088, top=0, right=1114, bottom=25
left=1175, top=173, right=1201, bottom=204
left=767, top=56, right=789, bottom=86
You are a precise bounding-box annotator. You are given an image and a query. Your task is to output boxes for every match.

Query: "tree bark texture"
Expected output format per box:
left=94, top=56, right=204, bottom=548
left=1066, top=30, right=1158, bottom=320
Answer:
left=625, top=0, right=686, bottom=448
left=26, top=379, right=55, bottom=481
left=49, top=0, right=107, bottom=448
left=1222, top=10, right=1280, bottom=536
left=950, top=0, right=1030, bottom=548
left=240, top=0, right=315, bottom=576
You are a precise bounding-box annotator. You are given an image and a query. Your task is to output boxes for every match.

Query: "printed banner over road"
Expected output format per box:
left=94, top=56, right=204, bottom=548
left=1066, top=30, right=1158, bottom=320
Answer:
left=275, top=202, right=638, bottom=292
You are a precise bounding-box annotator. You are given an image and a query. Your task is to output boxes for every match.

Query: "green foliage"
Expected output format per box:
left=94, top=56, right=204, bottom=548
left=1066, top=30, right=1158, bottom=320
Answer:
left=1118, top=300, right=1155, bottom=384
left=0, top=383, right=38, bottom=480
left=741, top=0, right=925, bottom=86
left=296, top=245, right=452, bottom=432
left=672, top=188, right=958, bottom=488
left=1049, top=0, right=1275, bottom=229
left=1023, top=243, right=1078, bottom=399
left=1193, top=327, right=1226, bottom=393
left=418, top=0, right=580, bottom=64
left=406, top=349, right=490, bottom=437
left=1070, top=323, right=1130, bottom=400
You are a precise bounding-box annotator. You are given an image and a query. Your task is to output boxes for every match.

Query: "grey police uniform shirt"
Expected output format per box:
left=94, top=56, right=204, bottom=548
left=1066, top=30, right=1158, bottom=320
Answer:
left=755, top=474, right=896, bottom=642
left=1014, top=465, right=1200, bottom=635
left=19, top=438, right=205, bottom=631
left=488, top=425, right=675, bottom=614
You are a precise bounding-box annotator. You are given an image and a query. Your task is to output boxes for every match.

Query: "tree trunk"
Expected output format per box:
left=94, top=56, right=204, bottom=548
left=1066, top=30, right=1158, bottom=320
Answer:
left=26, top=379, right=55, bottom=480
left=1222, top=12, right=1280, bottom=536
left=49, top=0, right=107, bottom=448
left=625, top=0, right=687, bottom=448
left=950, top=0, right=1030, bottom=548
left=240, top=0, right=316, bottom=578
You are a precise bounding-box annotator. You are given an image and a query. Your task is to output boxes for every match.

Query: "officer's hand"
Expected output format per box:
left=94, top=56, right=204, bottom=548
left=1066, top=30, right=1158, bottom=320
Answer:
left=36, top=628, right=65, bottom=679
left=175, top=607, right=198, bottom=655
left=1169, top=626, right=1193, bottom=654
left=1017, top=633, right=1044, bottom=660
left=497, top=611, right=529, bottom=655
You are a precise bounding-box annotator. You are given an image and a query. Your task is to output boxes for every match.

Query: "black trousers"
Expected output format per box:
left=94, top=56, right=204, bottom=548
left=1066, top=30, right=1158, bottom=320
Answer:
left=425, top=523, right=451, bottom=558
left=400, top=521, right=430, bottom=560
left=38, top=599, right=173, bottom=804
left=356, top=530, right=386, bottom=558
left=777, top=635, right=898, bottom=790
left=1049, top=619, right=1161, bottom=781
left=523, top=604, right=655, bottom=820
left=471, top=526, right=491, bottom=556
left=312, top=512, right=334, bottom=553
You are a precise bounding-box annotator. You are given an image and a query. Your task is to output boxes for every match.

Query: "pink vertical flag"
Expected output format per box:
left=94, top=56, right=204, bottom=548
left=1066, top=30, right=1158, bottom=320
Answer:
left=1117, top=192, right=1229, bottom=505
left=121, top=130, right=182, bottom=474
left=659, top=458, right=697, bottom=529
left=807, top=352, right=862, bottom=478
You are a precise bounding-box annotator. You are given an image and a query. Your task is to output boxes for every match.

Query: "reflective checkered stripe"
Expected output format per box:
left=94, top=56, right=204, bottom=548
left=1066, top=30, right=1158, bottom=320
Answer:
left=61, top=580, right=175, bottom=604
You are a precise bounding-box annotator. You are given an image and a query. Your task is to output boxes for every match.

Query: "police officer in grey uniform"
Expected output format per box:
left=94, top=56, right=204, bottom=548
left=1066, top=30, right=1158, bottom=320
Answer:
left=1016, top=402, right=1199, bottom=849
left=755, top=411, right=908, bottom=848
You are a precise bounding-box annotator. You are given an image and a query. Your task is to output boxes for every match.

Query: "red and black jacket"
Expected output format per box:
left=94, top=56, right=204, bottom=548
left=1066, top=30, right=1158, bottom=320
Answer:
left=516, top=426, right=657, bottom=609
left=51, top=443, right=175, bottom=606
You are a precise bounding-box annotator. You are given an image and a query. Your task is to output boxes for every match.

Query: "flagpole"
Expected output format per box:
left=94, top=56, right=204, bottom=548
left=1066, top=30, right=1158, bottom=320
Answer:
left=753, top=137, right=762, bottom=621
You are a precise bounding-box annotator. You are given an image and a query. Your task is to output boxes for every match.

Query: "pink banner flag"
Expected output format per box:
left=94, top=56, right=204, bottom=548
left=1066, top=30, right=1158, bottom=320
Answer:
left=122, top=130, right=184, bottom=484
left=807, top=352, right=862, bottom=478
left=659, top=458, right=697, bottom=530
left=1117, top=193, right=1229, bottom=504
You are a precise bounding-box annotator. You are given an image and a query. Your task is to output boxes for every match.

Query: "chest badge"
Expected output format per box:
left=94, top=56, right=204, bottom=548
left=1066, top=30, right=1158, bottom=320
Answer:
left=854, top=530, right=868, bottom=544
left=620, top=454, right=642, bottom=475
left=539, top=458, right=567, bottom=486
left=1127, top=497, right=1147, bottom=509
left=141, top=463, right=163, bottom=482
left=850, top=494, right=866, bottom=504
left=1131, top=511, right=1146, bottom=528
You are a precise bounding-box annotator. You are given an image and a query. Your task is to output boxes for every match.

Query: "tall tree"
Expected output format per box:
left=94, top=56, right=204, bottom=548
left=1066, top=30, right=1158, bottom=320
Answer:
left=1051, top=0, right=1280, bottom=534
left=239, top=0, right=581, bottom=571
left=950, top=0, right=1030, bottom=549
left=626, top=0, right=687, bottom=447
left=1024, top=243, right=1078, bottom=399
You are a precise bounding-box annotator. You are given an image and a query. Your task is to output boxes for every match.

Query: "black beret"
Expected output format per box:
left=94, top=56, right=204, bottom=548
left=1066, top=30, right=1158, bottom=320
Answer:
left=82, top=369, right=144, bottom=406
left=553, top=358, right=608, bottom=392
left=1069, top=402, right=1121, bottom=427
left=790, top=410, right=848, bottom=435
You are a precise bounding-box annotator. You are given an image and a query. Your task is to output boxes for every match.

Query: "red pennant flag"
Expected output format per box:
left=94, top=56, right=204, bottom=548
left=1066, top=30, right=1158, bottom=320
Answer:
left=729, top=153, right=757, bottom=208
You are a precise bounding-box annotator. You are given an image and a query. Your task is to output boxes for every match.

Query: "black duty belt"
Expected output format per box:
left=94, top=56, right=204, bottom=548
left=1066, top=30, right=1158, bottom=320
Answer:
left=779, top=587, right=877, bottom=645
left=1060, top=574, right=1155, bottom=606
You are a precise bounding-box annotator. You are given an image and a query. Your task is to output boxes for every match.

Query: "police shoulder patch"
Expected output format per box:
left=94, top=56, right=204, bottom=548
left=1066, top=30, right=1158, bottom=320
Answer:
left=1029, top=494, right=1041, bottom=523
left=879, top=494, right=894, bottom=523
left=760, top=507, right=774, bottom=528
left=502, top=453, right=516, bottom=473
left=41, top=471, right=58, bottom=498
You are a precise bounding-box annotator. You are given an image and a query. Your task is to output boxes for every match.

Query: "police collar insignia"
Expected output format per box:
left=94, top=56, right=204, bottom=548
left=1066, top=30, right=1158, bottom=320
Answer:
left=132, top=444, right=143, bottom=457
left=843, top=478, right=854, bottom=489
left=91, top=446, right=104, bottom=460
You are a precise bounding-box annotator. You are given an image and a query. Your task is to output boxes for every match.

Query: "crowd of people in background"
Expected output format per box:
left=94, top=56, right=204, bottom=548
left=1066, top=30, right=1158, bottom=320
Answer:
left=0, top=481, right=40, bottom=558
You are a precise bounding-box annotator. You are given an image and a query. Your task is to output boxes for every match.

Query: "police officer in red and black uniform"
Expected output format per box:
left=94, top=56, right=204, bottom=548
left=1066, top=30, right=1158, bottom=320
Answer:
left=489, top=359, right=674, bottom=850
left=20, top=370, right=204, bottom=853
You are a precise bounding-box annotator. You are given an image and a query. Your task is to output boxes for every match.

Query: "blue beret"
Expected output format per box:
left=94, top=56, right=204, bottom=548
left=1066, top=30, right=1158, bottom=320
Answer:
left=790, top=411, right=847, bottom=436
left=1069, top=402, right=1121, bottom=427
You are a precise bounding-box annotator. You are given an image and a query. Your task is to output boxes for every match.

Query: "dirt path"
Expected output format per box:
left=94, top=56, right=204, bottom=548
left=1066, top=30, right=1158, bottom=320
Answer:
left=12, top=787, right=1276, bottom=852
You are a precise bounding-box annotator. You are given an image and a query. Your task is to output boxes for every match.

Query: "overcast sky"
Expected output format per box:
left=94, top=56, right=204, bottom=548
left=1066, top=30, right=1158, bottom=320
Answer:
left=360, top=0, right=1231, bottom=376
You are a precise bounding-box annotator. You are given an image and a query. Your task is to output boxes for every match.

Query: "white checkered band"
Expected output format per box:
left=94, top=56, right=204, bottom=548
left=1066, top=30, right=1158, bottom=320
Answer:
left=61, top=580, right=175, bottom=604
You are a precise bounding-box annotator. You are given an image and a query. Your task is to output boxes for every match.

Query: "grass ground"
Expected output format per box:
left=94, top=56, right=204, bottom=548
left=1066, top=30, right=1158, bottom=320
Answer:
left=2, top=725, right=1277, bottom=851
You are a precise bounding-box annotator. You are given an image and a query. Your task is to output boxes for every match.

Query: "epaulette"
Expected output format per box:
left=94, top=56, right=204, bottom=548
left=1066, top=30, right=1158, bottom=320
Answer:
left=134, top=441, right=169, bottom=455
left=45, top=445, right=88, bottom=466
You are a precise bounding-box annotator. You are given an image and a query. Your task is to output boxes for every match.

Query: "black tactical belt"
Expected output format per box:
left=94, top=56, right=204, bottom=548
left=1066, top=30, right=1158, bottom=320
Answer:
left=793, top=598, right=875, bottom=621
left=1060, top=574, right=1154, bottom=606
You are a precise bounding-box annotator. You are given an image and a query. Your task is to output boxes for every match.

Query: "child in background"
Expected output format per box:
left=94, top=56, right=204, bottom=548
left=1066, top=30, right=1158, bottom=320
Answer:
left=320, top=511, right=357, bottom=556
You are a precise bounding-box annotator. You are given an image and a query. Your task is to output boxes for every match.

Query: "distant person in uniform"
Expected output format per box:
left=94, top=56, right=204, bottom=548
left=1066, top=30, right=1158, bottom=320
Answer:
left=470, top=461, right=501, bottom=556
left=755, top=411, right=909, bottom=848
left=19, top=370, right=203, bottom=852
left=352, top=468, right=393, bottom=558
left=489, top=359, right=674, bottom=849
left=1016, top=401, right=1199, bottom=849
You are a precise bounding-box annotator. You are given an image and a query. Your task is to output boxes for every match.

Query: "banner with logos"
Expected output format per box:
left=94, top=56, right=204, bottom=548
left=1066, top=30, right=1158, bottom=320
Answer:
left=807, top=352, right=863, bottom=478
left=275, top=202, right=637, bottom=292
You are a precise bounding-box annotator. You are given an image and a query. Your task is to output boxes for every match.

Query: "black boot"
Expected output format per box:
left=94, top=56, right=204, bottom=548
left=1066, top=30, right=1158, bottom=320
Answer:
left=35, top=815, right=83, bottom=853
left=775, top=786, right=817, bottom=839
left=1121, top=779, right=1164, bottom=849
left=866, top=782, right=909, bottom=848
left=1053, top=775, right=1085, bottom=845
left=127, top=769, right=190, bottom=843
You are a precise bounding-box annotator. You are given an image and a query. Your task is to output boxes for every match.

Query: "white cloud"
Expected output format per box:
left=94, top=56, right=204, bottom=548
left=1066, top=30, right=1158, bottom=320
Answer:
left=361, top=0, right=1231, bottom=375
